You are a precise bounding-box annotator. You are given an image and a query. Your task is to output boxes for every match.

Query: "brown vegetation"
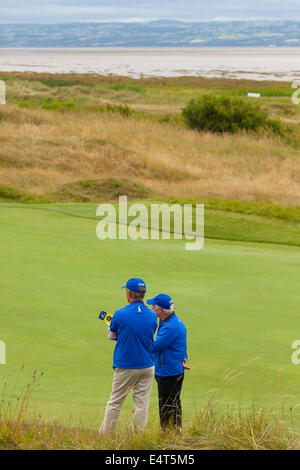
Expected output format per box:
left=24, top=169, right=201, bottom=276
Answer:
left=0, top=73, right=299, bottom=206
left=0, top=370, right=296, bottom=450
left=0, top=71, right=292, bottom=89
left=0, top=104, right=299, bottom=206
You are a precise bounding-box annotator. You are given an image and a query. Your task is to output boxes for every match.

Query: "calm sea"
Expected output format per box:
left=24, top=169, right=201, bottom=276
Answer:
left=0, top=47, right=299, bottom=81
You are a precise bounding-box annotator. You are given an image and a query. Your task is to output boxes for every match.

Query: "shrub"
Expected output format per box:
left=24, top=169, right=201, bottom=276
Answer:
left=90, top=103, right=134, bottom=117
left=51, top=178, right=151, bottom=202
left=41, top=101, right=78, bottom=111
left=182, top=95, right=281, bottom=134
left=108, top=83, right=146, bottom=93
left=17, top=101, right=39, bottom=109
left=40, top=79, right=90, bottom=88
left=0, top=184, right=48, bottom=202
left=158, top=113, right=182, bottom=125
left=227, top=87, right=293, bottom=97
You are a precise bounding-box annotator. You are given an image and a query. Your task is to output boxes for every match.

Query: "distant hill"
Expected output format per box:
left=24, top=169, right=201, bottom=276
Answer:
left=0, top=20, right=299, bottom=47
left=148, top=19, right=186, bottom=24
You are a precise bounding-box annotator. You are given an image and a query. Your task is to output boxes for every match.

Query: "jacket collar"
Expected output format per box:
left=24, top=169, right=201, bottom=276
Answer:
left=161, top=312, right=175, bottom=324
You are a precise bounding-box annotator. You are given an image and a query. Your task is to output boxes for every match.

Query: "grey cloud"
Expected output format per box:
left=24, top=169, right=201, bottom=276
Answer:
left=0, top=0, right=300, bottom=22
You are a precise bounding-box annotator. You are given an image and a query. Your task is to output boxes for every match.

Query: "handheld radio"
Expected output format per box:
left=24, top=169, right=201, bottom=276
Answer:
left=98, top=311, right=113, bottom=326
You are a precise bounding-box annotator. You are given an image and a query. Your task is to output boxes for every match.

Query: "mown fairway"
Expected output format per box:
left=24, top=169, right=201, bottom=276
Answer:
left=0, top=202, right=299, bottom=428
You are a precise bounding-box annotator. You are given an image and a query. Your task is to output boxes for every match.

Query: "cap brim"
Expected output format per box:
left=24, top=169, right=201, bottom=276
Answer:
left=121, top=285, right=126, bottom=289
left=146, top=298, right=155, bottom=305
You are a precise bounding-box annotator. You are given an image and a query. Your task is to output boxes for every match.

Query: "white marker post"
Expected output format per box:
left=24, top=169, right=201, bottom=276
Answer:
left=0, top=341, right=6, bottom=364
left=0, top=80, right=6, bottom=104
left=247, top=92, right=260, bottom=98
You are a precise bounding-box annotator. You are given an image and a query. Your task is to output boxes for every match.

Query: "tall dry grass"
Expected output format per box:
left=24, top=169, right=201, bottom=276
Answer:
left=0, top=366, right=299, bottom=450
left=0, top=104, right=299, bottom=206
left=0, top=408, right=295, bottom=450
left=0, top=368, right=297, bottom=450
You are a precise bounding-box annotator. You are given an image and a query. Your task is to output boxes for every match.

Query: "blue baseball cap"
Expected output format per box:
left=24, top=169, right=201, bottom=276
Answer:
left=147, top=294, right=174, bottom=310
left=121, top=278, right=146, bottom=293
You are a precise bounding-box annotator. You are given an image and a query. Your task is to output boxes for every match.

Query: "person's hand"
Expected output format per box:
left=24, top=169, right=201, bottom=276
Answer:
left=182, top=359, right=191, bottom=370
left=108, top=327, right=118, bottom=340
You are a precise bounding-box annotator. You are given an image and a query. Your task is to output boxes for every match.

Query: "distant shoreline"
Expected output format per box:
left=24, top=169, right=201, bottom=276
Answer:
left=0, top=48, right=298, bottom=82
left=0, top=46, right=300, bottom=49
left=0, top=70, right=292, bottom=87
left=0, top=20, right=299, bottom=47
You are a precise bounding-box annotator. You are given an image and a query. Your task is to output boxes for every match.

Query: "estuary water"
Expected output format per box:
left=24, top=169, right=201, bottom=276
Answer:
left=0, top=47, right=299, bottom=82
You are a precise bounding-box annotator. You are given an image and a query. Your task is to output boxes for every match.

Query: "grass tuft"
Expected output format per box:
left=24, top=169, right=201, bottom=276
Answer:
left=50, top=178, right=152, bottom=202
left=0, top=371, right=296, bottom=450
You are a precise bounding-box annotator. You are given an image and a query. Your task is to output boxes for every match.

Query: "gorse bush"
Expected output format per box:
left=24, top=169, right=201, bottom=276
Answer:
left=90, top=103, right=134, bottom=117
left=108, top=83, right=147, bottom=93
left=18, top=100, right=78, bottom=111
left=41, top=101, right=78, bottom=111
left=40, top=79, right=90, bottom=88
left=182, top=95, right=284, bottom=134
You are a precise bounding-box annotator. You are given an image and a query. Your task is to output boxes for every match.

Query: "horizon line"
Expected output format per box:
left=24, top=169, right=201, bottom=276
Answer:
left=0, top=18, right=300, bottom=25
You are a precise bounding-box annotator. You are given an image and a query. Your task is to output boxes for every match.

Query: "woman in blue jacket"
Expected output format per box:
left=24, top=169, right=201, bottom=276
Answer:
left=147, top=294, right=191, bottom=430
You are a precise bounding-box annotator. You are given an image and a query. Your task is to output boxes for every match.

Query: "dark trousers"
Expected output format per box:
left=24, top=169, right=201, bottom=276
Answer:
left=155, top=373, right=184, bottom=429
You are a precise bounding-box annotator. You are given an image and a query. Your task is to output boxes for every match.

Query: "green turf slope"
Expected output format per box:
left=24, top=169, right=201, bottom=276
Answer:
left=0, top=203, right=299, bottom=427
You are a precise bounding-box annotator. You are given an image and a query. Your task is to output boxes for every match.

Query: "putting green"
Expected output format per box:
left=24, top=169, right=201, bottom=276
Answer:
left=0, top=203, right=299, bottom=428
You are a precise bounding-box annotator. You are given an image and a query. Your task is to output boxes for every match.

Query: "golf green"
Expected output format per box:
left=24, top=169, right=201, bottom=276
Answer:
left=0, top=203, right=299, bottom=428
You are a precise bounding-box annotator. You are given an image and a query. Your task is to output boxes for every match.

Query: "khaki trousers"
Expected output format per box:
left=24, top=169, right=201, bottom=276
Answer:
left=99, top=366, right=154, bottom=434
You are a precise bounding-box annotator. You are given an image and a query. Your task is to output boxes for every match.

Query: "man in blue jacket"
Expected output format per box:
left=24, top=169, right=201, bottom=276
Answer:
left=99, top=278, right=158, bottom=435
left=147, top=294, right=190, bottom=430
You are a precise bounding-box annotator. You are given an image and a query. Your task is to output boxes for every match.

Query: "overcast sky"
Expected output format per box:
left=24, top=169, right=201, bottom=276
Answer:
left=0, top=0, right=300, bottom=23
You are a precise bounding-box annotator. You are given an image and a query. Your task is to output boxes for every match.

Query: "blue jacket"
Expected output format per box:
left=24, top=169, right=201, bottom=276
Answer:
left=110, top=301, right=158, bottom=369
left=153, top=313, right=187, bottom=377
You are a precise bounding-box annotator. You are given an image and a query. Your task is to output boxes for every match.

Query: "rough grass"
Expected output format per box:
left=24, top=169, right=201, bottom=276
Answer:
left=0, top=103, right=299, bottom=207
left=0, top=178, right=152, bottom=203
left=0, top=370, right=297, bottom=450
left=166, top=197, right=300, bottom=223
left=0, top=409, right=294, bottom=450
left=0, top=73, right=299, bottom=206
left=0, top=71, right=293, bottom=89
left=50, top=178, right=152, bottom=202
